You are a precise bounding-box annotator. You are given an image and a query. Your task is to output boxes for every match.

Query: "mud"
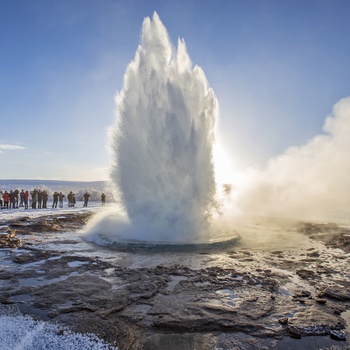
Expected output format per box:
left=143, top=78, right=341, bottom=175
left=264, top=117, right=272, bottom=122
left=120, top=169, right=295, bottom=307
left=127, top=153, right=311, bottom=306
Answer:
left=0, top=213, right=350, bottom=349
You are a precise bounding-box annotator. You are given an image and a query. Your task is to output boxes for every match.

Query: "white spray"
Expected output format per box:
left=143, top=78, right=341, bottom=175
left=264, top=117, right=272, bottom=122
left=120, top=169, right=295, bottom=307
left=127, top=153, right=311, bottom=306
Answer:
left=86, top=12, right=219, bottom=243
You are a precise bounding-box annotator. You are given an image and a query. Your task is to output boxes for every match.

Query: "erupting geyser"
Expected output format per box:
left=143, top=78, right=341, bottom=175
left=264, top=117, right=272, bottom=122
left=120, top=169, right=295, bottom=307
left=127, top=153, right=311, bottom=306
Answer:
left=86, top=12, right=222, bottom=244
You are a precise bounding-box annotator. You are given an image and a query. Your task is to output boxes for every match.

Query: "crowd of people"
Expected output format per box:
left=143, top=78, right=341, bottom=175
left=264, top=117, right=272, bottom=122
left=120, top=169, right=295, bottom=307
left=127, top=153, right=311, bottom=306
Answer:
left=0, top=189, right=107, bottom=210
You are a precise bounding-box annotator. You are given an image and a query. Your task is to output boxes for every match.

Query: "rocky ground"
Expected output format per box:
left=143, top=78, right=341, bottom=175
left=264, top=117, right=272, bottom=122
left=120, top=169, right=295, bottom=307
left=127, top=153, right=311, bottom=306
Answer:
left=0, top=212, right=350, bottom=349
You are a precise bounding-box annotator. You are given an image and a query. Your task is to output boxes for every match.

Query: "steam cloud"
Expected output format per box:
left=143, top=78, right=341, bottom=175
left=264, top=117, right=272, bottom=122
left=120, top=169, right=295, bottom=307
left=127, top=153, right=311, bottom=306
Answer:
left=231, top=97, right=350, bottom=223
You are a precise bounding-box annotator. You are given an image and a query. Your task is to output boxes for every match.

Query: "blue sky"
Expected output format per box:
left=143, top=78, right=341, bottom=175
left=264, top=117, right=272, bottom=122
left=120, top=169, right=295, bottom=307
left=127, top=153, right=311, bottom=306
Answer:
left=1, top=0, right=350, bottom=181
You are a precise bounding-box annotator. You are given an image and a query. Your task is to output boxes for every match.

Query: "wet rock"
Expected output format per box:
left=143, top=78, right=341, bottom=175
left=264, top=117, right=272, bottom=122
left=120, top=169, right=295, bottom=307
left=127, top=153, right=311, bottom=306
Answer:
left=2, top=212, right=350, bottom=349
left=307, top=251, right=320, bottom=257
left=315, top=298, right=327, bottom=304
left=325, top=232, right=350, bottom=253
left=319, top=287, right=350, bottom=301
left=48, top=304, right=99, bottom=318
left=7, top=212, right=94, bottom=235
left=0, top=230, right=21, bottom=248
left=279, top=317, right=288, bottom=325
left=288, top=326, right=302, bottom=338
left=330, top=329, right=347, bottom=341
left=287, top=305, right=346, bottom=339
left=296, top=269, right=319, bottom=280
left=11, top=249, right=58, bottom=264
left=293, top=290, right=312, bottom=298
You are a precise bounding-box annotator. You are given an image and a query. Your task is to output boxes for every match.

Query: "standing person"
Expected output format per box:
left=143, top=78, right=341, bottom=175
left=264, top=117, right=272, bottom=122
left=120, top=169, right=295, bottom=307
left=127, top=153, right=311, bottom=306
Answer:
left=67, top=191, right=73, bottom=207
left=9, top=190, right=15, bottom=209
left=37, top=190, right=43, bottom=209
left=14, top=190, right=19, bottom=209
left=72, top=193, right=76, bottom=207
left=31, top=190, right=38, bottom=209
left=42, top=190, right=48, bottom=208
left=83, top=192, right=90, bottom=207
left=101, top=193, right=106, bottom=206
left=3, top=191, right=9, bottom=209
left=52, top=192, right=59, bottom=208
left=0, top=190, right=3, bottom=209
left=24, top=190, right=29, bottom=209
left=20, top=190, right=25, bottom=207
left=58, top=192, right=65, bottom=208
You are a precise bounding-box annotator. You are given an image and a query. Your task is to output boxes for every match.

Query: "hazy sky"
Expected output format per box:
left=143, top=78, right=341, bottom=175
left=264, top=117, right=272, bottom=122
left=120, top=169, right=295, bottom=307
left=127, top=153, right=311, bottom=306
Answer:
left=1, top=0, right=350, bottom=181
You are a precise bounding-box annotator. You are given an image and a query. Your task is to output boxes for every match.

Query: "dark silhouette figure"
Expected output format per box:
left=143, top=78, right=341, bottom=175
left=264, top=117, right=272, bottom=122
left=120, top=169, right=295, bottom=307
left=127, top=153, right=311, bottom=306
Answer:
left=67, top=191, right=73, bottom=207
left=52, top=192, right=59, bottom=208
left=24, top=191, right=29, bottom=209
left=59, top=192, right=65, bottom=208
left=101, top=193, right=106, bottom=206
left=31, top=190, right=37, bottom=209
left=42, top=190, right=48, bottom=208
left=38, top=190, right=43, bottom=209
left=20, top=190, right=25, bottom=207
left=9, top=190, right=15, bottom=209
left=83, top=192, right=90, bottom=207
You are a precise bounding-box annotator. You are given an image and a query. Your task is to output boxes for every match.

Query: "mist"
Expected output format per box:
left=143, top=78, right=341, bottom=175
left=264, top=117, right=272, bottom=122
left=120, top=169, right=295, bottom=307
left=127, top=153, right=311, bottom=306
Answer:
left=227, top=96, right=350, bottom=224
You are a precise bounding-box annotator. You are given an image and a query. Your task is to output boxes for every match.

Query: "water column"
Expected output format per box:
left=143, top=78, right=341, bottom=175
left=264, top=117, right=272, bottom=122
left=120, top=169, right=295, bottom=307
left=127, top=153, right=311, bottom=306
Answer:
left=109, top=12, right=218, bottom=242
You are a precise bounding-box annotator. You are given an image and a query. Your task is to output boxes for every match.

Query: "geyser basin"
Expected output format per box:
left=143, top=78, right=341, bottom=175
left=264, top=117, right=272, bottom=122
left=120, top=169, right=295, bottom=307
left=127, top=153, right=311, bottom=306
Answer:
left=86, top=12, right=223, bottom=244
left=107, top=233, right=241, bottom=253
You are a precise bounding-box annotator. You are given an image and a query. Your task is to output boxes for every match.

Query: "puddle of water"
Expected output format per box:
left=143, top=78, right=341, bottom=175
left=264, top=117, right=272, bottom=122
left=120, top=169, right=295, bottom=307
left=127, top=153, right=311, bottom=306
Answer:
left=279, top=284, right=294, bottom=296
left=67, top=261, right=88, bottom=268
left=47, top=256, right=62, bottom=261
left=18, top=260, right=46, bottom=269
left=104, top=267, right=115, bottom=275
left=194, top=281, right=211, bottom=287
left=58, top=300, right=75, bottom=308
left=100, top=276, right=124, bottom=290
left=166, top=275, right=188, bottom=292
left=215, top=289, right=238, bottom=298
left=215, top=289, right=239, bottom=307
left=275, top=335, right=350, bottom=349
left=11, top=294, right=33, bottom=303
left=19, top=271, right=80, bottom=287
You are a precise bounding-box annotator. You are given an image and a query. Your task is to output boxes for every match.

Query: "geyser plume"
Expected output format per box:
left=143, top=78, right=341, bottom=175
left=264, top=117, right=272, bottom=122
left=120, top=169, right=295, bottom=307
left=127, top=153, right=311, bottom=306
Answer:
left=86, top=12, right=218, bottom=243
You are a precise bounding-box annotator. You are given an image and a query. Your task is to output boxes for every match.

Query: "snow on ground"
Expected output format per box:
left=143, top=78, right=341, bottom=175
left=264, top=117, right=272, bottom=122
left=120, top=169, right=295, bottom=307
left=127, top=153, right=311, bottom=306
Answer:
left=0, top=306, right=118, bottom=350
left=0, top=201, right=102, bottom=222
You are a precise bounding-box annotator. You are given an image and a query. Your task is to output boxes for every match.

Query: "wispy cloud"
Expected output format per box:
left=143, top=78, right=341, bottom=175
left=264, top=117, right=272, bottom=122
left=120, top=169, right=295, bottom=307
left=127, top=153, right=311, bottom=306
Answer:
left=0, top=144, right=26, bottom=153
